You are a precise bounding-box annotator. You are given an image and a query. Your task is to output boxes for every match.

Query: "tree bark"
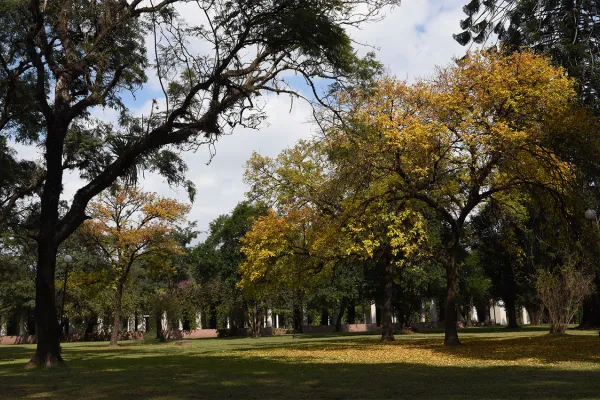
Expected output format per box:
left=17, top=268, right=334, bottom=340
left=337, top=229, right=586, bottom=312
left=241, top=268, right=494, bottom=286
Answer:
left=155, top=311, right=164, bottom=340
left=320, top=308, right=329, bottom=326
left=444, top=248, right=461, bottom=346
left=504, top=296, right=520, bottom=329
left=347, top=303, right=356, bottom=324
left=381, top=260, right=395, bottom=342
left=83, top=317, right=97, bottom=341
left=335, top=299, right=346, bottom=333
left=502, top=262, right=520, bottom=329
left=528, top=309, right=541, bottom=325
left=109, top=281, right=125, bottom=346
left=27, top=235, right=63, bottom=367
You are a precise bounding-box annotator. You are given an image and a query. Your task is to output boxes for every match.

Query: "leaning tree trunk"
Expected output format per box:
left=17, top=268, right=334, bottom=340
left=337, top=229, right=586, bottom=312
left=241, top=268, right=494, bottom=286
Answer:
left=381, top=260, right=395, bottom=342
left=444, top=245, right=461, bottom=346
left=109, top=281, right=125, bottom=346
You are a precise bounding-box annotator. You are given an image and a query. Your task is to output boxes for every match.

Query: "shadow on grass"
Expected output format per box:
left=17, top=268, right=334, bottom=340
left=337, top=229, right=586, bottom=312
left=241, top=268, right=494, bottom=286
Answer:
left=0, top=347, right=599, bottom=399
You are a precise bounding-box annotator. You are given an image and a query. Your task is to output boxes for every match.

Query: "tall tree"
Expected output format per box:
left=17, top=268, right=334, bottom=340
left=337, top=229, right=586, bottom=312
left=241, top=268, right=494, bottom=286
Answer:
left=82, top=185, right=189, bottom=346
left=0, top=0, right=399, bottom=366
left=192, top=201, right=268, bottom=332
left=321, top=51, right=588, bottom=345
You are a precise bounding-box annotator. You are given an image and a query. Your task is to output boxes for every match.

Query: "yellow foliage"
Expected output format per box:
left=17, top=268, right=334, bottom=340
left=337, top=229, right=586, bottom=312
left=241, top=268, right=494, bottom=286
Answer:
left=82, top=186, right=190, bottom=282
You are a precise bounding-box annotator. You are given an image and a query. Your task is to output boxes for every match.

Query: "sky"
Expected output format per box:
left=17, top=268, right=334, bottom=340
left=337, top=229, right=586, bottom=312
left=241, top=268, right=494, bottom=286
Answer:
left=13, top=0, right=471, bottom=241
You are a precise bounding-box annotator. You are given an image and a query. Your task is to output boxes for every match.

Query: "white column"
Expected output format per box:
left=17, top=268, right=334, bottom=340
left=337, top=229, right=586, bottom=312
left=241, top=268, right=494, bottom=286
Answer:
left=161, top=312, right=168, bottom=331
left=275, top=314, right=279, bottom=328
left=521, top=307, right=530, bottom=325
left=370, top=302, right=376, bottom=325
left=18, top=313, right=27, bottom=336
left=97, top=317, right=104, bottom=333
left=227, top=317, right=231, bottom=329
left=419, top=300, right=426, bottom=323
left=0, top=319, right=6, bottom=336
left=196, top=312, right=202, bottom=329
left=137, top=315, right=146, bottom=332
left=178, top=320, right=183, bottom=330
left=266, top=309, right=273, bottom=328
left=430, top=299, right=438, bottom=322
left=302, top=306, right=308, bottom=325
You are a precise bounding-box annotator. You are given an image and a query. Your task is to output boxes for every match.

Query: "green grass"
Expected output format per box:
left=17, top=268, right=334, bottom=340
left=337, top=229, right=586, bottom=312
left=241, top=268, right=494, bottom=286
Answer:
left=1, top=326, right=599, bottom=399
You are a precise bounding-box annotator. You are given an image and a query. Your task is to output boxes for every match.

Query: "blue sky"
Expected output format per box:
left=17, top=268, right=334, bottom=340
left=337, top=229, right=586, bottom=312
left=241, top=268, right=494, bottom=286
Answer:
left=13, top=0, right=472, bottom=241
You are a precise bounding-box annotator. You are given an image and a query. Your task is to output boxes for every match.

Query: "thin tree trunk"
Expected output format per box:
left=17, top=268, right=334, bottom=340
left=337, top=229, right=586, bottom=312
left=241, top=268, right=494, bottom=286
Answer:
left=109, top=282, right=124, bottom=346
left=444, top=248, right=461, bottom=346
left=381, top=260, right=395, bottom=342
left=336, top=299, right=346, bottom=332
left=156, top=311, right=164, bottom=340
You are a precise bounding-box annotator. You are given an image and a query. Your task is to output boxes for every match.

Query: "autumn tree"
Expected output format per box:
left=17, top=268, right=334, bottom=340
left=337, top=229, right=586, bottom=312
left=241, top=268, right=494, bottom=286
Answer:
left=242, top=141, right=435, bottom=341
left=456, top=1, right=600, bottom=329
left=0, top=0, right=399, bottom=366
left=83, top=186, right=189, bottom=346
left=321, top=51, right=589, bottom=345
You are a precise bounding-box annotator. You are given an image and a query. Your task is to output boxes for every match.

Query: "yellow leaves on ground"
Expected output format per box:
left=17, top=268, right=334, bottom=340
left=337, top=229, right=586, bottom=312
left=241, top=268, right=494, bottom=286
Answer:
left=234, top=335, right=600, bottom=370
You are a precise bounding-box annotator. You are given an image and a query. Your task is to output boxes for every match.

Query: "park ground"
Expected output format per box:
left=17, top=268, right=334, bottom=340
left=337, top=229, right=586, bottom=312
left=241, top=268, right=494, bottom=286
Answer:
left=0, top=326, right=599, bottom=399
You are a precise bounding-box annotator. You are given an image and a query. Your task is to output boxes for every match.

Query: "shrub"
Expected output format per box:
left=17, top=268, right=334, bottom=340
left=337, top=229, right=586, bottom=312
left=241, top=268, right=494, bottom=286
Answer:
left=537, top=266, right=594, bottom=334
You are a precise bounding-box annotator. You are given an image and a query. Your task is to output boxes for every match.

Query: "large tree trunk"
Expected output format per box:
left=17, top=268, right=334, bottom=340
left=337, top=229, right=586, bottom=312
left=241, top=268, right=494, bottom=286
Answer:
left=28, top=227, right=65, bottom=368
left=347, top=302, right=356, bottom=324
left=444, top=247, right=461, bottom=346
left=504, top=296, right=520, bottom=329
left=320, top=308, right=329, bottom=326
left=83, top=317, right=97, bottom=341
left=27, top=240, right=64, bottom=367
left=381, top=260, right=395, bottom=342
left=502, top=262, right=520, bottom=329
left=109, top=281, right=125, bottom=346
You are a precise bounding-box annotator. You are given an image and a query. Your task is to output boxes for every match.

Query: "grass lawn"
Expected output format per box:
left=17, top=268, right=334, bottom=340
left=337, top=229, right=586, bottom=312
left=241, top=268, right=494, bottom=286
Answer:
left=1, top=326, right=599, bottom=399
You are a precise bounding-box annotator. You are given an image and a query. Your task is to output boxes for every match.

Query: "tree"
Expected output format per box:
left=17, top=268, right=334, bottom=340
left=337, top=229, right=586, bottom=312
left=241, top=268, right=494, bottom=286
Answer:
left=0, top=0, right=399, bottom=366
left=242, top=141, right=435, bottom=341
left=192, top=201, right=268, bottom=333
left=455, top=0, right=600, bottom=112
left=82, top=185, right=189, bottom=346
left=321, top=51, right=587, bottom=345
left=537, top=265, right=594, bottom=334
